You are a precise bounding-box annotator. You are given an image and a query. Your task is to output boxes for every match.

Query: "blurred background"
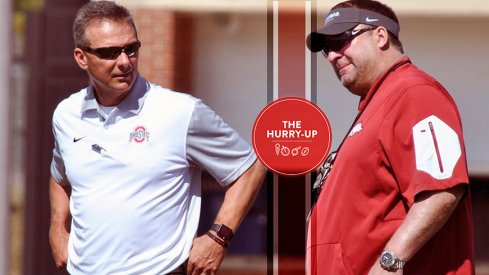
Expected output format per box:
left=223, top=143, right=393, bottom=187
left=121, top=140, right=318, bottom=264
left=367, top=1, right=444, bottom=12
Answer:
left=3, top=0, right=489, bottom=274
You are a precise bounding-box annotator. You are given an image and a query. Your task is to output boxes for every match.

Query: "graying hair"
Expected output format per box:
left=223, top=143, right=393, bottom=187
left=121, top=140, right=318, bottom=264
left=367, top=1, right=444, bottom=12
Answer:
left=73, top=1, right=138, bottom=48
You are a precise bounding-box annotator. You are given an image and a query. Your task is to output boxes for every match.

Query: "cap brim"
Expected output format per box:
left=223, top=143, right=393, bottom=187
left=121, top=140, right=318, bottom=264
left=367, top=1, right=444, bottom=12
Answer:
left=306, top=22, right=358, bottom=52
left=306, top=32, right=327, bottom=52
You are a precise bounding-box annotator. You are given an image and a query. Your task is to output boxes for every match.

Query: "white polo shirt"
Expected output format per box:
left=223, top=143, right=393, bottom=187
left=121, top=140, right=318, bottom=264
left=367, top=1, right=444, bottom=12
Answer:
left=51, top=75, right=256, bottom=274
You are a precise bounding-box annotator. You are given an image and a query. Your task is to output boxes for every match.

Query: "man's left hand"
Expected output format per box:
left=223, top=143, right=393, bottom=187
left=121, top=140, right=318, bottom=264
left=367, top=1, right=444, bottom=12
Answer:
left=187, top=233, right=226, bottom=275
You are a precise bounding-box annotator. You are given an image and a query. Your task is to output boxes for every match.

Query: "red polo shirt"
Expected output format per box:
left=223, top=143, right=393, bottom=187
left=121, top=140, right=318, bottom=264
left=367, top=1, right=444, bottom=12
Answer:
left=307, top=56, right=474, bottom=274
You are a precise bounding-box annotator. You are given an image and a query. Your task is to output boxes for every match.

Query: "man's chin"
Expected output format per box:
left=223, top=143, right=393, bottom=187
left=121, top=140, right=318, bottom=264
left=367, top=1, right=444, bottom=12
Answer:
left=340, top=77, right=354, bottom=89
left=339, top=78, right=360, bottom=95
left=115, top=76, right=133, bottom=84
left=113, top=77, right=136, bottom=91
left=104, top=84, right=133, bottom=98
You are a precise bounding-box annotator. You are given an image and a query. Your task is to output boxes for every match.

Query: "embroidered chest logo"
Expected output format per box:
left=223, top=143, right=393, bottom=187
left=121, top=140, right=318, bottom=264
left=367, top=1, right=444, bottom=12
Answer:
left=348, top=123, right=363, bottom=137
left=129, top=126, right=150, bottom=143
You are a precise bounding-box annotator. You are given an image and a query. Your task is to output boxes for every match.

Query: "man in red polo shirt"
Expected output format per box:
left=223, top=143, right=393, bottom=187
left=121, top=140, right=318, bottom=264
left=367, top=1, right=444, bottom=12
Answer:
left=306, top=0, right=474, bottom=274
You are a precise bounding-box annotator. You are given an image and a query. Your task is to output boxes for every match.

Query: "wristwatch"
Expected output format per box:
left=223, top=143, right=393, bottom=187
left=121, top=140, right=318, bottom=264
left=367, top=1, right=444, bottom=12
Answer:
left=379, top=251, right=406, bottom=271
left=210, top=223, right=234, bottom=242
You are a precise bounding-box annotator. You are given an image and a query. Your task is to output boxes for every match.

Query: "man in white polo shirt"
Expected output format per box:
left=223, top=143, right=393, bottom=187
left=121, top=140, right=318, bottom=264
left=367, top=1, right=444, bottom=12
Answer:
left=48, top=1, right=265, bottom=274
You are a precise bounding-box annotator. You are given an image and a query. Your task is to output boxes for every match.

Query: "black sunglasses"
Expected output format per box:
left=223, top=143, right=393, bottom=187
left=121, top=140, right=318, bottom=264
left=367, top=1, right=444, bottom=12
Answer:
left=321, top=27, right=375, bottom=56
left=80, top=41, right=141, bottom=60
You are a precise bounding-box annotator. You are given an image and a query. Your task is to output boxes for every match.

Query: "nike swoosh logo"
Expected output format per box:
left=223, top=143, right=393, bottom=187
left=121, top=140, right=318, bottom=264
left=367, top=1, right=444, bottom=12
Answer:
left=351, top=29, right=361, bottom=35
left=365, top=17, right=379, bottom=22
left=73, top=136, right=86, bottom=143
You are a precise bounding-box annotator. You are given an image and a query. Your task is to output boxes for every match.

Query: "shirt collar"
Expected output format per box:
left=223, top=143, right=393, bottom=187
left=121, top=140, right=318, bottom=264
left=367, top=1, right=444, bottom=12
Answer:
left=358, top=55, right=411, bottom=112
left=80, top=74, right=150, bottom=116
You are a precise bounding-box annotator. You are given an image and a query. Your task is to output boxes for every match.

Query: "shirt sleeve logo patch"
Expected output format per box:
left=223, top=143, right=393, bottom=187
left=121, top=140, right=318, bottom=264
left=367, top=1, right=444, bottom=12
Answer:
left=412, top=115, right=461, bottom=179
left=129, top=126, right=150, bottom=143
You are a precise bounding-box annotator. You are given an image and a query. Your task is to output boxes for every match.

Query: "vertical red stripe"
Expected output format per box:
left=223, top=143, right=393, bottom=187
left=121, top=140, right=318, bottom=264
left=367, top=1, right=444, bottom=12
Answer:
left=277, top=2, right=307, bottom=274
left=429, top=121, right=444, bottom=173
left=278, top=5, right=306, bottom=99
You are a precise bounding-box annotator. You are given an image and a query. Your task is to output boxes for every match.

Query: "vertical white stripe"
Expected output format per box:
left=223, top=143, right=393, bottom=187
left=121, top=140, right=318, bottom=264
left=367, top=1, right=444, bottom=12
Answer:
left=272, top=3, right=279, bottom=274
left=304, top=2, right=312, bottom=273
left=305, top=1, right=312, bottom=101
left=304, top=0, right=312, bottom=219
left=273, top=173, right=279, bottom=275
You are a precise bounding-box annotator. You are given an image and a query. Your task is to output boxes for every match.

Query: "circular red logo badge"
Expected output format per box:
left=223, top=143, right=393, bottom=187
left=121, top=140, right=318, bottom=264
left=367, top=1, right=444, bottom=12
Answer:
left=252, top=97, right=332, bottom=176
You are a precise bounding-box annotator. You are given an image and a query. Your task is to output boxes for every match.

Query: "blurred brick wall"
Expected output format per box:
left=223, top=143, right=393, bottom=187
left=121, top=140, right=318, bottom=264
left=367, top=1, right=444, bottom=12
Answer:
left=132, top=9, right=193, bottom=93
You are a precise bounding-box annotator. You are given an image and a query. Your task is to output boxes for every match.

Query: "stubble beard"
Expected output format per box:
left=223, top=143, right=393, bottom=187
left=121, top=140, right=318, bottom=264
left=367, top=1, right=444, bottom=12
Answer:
left=339, top=69, right=357, bottom=91
left=339, top=69, right=366, bottom=96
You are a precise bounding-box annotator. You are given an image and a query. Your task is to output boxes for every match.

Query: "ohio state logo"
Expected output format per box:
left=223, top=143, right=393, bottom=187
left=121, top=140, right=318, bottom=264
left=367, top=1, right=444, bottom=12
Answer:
left=129, top=126, right=150, bottom=143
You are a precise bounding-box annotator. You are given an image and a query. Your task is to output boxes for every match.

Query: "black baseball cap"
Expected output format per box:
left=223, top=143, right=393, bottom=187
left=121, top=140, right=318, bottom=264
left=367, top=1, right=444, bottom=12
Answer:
left=307, top=7, right=400, bottom=52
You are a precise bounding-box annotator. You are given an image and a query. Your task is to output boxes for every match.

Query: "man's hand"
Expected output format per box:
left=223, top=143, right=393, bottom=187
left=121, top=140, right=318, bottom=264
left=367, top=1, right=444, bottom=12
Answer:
left=49, top=226, right=69, bottom=268
left=368, top=260, right=403, bottom=275
left=187, top=233, right=226, bottom=275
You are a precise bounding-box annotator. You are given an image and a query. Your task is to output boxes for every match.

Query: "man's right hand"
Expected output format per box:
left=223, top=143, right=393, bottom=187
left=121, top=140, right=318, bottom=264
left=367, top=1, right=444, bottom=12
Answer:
left=49, top=226, right=69, bottom=268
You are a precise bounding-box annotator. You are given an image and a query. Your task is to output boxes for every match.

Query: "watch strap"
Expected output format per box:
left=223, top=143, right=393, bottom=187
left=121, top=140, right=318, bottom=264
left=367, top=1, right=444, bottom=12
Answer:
left=210, top=223, right=234, bottom=241
left=395, top=260, right=406, bottom=269
left=206, top=231, right=229, bottom=248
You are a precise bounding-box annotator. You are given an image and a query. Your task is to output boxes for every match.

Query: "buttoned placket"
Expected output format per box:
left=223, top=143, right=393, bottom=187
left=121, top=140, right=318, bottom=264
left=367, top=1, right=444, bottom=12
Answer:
left=96, top=107, right=118, bottom=156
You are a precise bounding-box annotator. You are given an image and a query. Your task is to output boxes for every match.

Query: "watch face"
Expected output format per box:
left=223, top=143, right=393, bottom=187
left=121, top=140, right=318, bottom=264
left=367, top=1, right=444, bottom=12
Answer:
left=380, top=252, right=395, bottom=268
left=215, top=224, right=234, bottom=241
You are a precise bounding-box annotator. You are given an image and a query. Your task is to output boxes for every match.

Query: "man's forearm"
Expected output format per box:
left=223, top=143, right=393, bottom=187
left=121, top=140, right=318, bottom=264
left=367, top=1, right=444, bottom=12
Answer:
left=214, top=160, right=266, bottom=231
left=186, top=160, right=266, bottom=274
left=49, top=176, right=71, bottom=229
left=383, top=185, right=466, bottom=262
left=49, top=175, right=71, bottom=268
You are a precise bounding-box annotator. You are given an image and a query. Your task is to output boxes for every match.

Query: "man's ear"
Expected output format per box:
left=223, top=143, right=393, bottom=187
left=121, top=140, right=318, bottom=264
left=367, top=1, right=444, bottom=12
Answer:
left=375, top=26, right=390, bottom=50
left=74, top=48, right=88, bottom=70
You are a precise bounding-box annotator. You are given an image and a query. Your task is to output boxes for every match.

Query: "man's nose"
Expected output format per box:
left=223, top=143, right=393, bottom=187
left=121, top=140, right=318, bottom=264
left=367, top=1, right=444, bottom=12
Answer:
left=116, top=51, right=132, bottom=68
left=326, top=50, right=343, bottom=63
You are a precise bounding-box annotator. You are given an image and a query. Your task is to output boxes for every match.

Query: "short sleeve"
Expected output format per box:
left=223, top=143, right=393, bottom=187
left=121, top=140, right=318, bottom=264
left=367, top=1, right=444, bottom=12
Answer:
left=186, top=100, right=256, bottom=186
left=50, top=120, right=67, bottom=185
left=380, top=84, right=469, bottom=205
